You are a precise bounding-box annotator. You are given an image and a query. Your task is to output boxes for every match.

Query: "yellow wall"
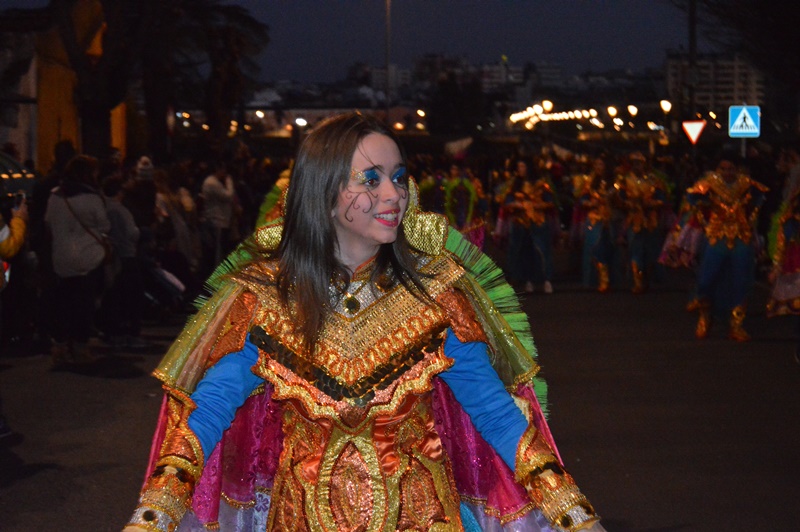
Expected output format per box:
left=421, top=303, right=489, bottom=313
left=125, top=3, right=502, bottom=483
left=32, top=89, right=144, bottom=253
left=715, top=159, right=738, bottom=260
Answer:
left=35, top=25, right=79, bottom=173
left=111, top=102, right=127, bottom=161
left=34, top=0, right=126, bottom=172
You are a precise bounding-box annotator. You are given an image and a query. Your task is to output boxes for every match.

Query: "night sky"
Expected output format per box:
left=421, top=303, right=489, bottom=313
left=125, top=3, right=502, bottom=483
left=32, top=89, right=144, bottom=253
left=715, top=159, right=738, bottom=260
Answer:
left=236, top=0, right=711, bottom=83
left=1, top=0, right=712, bottom=83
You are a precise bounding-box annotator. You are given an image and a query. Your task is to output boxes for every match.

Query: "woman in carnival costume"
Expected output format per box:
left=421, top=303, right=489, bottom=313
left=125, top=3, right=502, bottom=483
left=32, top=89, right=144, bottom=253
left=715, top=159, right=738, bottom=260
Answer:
left=502, top=158, right=559, bottom=294
left=614, top=151, right=670, bottom=294
left=124, top=112, right=603, bottom=532
left=443, top=161, right=486, bottom=250
left=766, top=183, right=800, bottom=360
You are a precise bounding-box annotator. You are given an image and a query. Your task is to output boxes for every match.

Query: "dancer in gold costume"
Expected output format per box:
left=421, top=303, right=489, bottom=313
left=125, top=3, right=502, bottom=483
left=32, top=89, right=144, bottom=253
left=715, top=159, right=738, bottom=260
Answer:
left=573, top=157, right=615, bottom=293
left=125, top=113, right=602, bottom=532
left=684, top=153, right=767, bottom=341
left=614, top=151, right=669, bottom=293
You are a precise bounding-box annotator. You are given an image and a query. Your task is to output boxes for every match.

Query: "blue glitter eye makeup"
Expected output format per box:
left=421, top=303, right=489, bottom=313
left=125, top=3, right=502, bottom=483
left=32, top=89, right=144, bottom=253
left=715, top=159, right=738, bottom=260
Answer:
left=362, top=168, right=380, bottom=186
left=352, top=168, right=380, bottom=187
left=351, top=166, right=407, bottom=189
left=391, top=167, right=408, bottom=188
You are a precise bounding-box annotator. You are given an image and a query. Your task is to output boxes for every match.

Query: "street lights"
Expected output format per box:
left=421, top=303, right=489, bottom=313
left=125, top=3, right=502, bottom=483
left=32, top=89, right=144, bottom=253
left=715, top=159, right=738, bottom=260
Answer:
left=607, top=106, right=618, bottom=118
left=659, top=99, right=672, bottom=134
left=627, top=105, right=638, bottom=129
left=658, top=100, right=673, bottom=148
left=541, top=100, right=553, bottom=143
left=659, top=100, right=672, bottom=119
left=292, top=117, right=308, bottom=149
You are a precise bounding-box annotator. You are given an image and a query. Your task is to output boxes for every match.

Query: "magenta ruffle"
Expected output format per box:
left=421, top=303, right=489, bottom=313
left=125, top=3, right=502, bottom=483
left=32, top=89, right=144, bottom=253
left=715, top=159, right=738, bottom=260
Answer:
left=462, top=221, right=486, bottom=250
left=144, top=388, right=284, bottom=525
left=431, top=378, right=561, bottom=521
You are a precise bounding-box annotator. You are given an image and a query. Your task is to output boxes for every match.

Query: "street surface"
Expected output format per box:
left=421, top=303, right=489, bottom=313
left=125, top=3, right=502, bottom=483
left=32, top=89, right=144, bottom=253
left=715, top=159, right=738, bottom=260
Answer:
left=1, top=261, right=799, bottom=531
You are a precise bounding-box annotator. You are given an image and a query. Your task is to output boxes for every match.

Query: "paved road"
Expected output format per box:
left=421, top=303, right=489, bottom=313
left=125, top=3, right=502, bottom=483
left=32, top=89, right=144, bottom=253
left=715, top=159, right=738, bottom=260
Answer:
left=1, top=264, right=799, bottom=531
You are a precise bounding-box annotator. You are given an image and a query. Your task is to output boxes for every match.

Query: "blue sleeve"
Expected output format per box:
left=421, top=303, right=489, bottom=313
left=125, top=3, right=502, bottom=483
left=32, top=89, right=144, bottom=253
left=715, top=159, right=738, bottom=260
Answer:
left=187, top=336, right=263, bottom=458
left=438, top=328, right=529, bottom=471
left=752, top=186, right=766, bottom=209
left=785, top=218, right=799, bottom=240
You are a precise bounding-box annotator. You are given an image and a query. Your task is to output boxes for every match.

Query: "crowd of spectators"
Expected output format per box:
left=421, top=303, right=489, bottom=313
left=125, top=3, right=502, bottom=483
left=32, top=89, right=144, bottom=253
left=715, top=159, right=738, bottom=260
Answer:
left=0, top=136, right=798, bottom=368
left=0, top=140, right=290, bottom=368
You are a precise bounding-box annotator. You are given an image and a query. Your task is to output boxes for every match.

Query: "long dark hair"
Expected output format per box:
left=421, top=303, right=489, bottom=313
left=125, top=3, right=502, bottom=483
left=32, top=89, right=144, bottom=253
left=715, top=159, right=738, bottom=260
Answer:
left=276, top=112, right=429, bottom=357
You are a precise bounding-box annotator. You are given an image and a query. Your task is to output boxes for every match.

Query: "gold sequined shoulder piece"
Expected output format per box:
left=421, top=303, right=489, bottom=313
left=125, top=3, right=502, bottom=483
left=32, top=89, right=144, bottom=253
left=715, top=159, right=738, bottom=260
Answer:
left=253, top=223, right=283, bottom=252
left=416, top=252, right=465, bottom=300
left=229, top=258, right=279, bottom=286
left=694, top=172, right=764, bottom=200
left=403, top=210, right=449, bottom=256
left=205, top=290, right=259, bottom=370
left=304, top=253, right=463, bottom=387
left=227, top=260, right=285, bottom=330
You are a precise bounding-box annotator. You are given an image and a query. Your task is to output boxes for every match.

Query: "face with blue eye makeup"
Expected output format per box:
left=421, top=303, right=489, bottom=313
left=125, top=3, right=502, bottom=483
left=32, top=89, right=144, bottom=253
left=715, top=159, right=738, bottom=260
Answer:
left=332, top=133, right=410, bottom=272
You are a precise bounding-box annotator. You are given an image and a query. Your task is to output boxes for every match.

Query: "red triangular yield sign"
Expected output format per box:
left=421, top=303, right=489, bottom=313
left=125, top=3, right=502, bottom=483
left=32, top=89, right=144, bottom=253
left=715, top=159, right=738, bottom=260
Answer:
left=682, top=120, right=706, bottom=145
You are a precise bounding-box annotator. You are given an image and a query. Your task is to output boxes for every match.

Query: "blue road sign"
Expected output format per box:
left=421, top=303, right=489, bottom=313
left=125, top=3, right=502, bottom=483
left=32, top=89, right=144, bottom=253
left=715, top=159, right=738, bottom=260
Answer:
left=728, top=105, right=760, bottom=138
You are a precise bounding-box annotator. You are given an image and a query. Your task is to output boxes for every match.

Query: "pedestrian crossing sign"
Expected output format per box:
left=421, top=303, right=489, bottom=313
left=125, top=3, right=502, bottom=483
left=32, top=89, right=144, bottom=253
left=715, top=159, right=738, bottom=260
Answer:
left=728, top=105, right=760, bottom=138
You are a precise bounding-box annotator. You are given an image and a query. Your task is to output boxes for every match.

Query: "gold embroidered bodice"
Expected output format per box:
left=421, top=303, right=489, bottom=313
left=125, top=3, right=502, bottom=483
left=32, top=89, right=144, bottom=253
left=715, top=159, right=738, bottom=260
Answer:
left=687, top=172, right=768, bottom=248
left=573, top=174, right=612, bottom=227
left=615, top=172, right=665, bottom=232
left=226, top=253, right=472, bottom=531
left=510, top=179, right=555, bottom=227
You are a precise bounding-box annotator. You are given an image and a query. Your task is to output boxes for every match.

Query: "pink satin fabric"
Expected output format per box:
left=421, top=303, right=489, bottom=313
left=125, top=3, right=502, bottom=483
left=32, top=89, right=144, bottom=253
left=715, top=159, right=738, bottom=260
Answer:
left=431, top=378, right=561, bottom=521
left=145, top=388, right=284, bottom=525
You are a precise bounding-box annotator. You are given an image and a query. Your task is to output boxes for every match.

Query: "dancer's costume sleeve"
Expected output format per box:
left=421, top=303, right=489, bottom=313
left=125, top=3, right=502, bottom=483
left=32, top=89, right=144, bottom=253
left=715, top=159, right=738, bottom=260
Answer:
left=187, top=339, right=262, bottom=456
left=127, top=387, right=205, bottom=530
left=440, top=329, right=527, bottom=469
left=127, top=286, right=260, bottom=531
left=437, top=287, right=599, bottom=531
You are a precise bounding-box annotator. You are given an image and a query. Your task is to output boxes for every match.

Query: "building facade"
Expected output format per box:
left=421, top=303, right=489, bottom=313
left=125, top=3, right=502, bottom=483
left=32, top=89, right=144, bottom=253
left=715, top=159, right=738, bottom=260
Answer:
left=665, top=52, right=765, bottom=116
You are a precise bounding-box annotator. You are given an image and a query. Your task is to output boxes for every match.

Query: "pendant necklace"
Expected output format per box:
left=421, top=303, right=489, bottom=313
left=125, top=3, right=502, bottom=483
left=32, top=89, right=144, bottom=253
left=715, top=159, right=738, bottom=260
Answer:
left=342, top=280, right=369, bottom=314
